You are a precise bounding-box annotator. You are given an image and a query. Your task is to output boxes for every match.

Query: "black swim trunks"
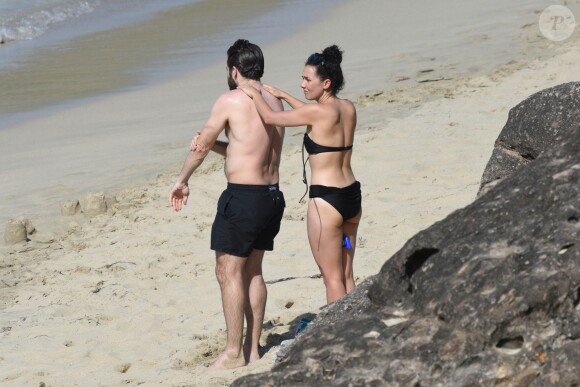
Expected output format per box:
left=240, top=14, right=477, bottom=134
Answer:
left=211, top=183, right=285, bottom=257
left=309, top=181, right=361, bottom=220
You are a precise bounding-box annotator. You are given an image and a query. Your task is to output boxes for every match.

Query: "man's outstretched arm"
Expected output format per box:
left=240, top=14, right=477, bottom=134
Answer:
left=170, top=94, right=230, bottom=211
left=170, top=148, right=207, bottom=211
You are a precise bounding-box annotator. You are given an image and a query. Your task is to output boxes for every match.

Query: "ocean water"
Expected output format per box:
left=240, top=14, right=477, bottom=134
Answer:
left=0, top=0, right=342, bottom=128
left=0, top=0, right=204, bottom=44
left=1, top=0, right=575, bottom=129
left=0, top=0, right=96, bottom=43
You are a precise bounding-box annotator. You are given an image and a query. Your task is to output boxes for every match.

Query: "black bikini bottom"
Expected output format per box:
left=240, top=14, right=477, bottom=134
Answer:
left=309, top=181, right=361, bottom=220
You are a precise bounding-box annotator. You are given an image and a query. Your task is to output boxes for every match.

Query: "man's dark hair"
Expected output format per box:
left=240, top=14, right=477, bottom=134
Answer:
left=227, top=39, right=264, bottom=80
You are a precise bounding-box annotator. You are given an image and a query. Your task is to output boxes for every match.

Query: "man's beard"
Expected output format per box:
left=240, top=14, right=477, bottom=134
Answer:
left=227, top=72, right=236, bottom=90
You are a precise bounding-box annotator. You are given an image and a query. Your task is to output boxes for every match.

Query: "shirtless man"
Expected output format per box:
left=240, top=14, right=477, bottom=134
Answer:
left=169, top=39, right=285, bottom=370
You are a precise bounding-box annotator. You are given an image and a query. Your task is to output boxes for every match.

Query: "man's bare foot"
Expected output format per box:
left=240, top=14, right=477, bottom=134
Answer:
left=207, top=351, right=246, bottom=371
left=243, top=344, right=261, bottom=364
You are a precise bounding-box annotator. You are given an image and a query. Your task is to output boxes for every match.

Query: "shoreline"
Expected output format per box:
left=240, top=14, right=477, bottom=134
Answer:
left=0, top=0, right=342, bottom=127
left=1, top=0, right=580, bottom=385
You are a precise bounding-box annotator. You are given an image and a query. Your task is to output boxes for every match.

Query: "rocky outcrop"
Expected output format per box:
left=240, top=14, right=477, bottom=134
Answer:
left=232, top=84, right=580, bottom=386
left=478, top=82, right=580, bottom=195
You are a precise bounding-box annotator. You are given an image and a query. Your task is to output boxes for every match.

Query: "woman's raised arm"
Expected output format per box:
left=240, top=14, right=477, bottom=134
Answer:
left=239, top=85, right=319, bottom=128
left=262, top=84, right=305, bottom=109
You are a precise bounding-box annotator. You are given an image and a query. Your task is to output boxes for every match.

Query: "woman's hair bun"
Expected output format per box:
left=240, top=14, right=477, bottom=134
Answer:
left=322, top=45, right=343, bottom=64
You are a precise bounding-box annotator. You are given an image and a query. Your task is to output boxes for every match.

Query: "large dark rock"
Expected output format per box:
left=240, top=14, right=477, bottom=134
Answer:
left=479, top=82, right=580, bottom=195
left=232, top=85, right=580, bottom=386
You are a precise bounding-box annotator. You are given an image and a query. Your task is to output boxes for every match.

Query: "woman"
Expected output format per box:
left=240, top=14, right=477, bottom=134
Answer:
left=240, top=45, right=361, bottom=304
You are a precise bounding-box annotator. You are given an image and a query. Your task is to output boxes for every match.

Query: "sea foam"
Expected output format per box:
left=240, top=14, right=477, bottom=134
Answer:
left=0, top=0, right=96, bottom=43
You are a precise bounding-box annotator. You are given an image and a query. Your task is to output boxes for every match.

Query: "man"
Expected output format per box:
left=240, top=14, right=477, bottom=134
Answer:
left=169, top=39, right=285, bottom=370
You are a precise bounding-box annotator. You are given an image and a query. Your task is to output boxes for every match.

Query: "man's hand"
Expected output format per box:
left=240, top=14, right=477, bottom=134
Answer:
left=170, top=182, right=190, bottom=211
left=191, top=131, right=201, bottom=151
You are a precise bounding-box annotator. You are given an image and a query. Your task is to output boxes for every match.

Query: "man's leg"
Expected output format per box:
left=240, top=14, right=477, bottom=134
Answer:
left=208, top=251, right=247, bottom=370
left=242, top=249, right=266, bottom=363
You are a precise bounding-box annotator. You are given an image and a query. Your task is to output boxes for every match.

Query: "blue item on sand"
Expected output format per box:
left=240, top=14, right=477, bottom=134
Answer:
left=295, top=318, right=312, bottom=335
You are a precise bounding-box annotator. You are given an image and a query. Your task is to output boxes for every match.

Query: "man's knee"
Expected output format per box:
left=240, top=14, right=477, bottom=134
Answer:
left=215, top=263, right=227, bottom=285
left=215, top=252, right=245, bottom=284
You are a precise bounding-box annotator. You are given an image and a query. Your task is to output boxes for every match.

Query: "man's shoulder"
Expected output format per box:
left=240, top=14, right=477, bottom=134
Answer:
left=216, top=88, right=248, bottom=104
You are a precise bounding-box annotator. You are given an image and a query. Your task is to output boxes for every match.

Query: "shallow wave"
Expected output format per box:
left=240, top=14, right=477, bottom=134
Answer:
left=0, top=0, right=96, bottom=44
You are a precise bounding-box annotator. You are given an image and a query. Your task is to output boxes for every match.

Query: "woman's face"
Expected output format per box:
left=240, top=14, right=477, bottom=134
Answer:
left=300, top=65, right=324, bottom=101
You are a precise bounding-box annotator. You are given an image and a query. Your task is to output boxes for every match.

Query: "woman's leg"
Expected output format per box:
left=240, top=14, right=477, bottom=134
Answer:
left=307, top=198, right=346, bottom=304
left=342, top=209, right=362, bottom=293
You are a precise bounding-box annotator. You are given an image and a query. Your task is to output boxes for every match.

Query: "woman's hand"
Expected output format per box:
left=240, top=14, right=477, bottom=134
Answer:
left=238, top=85, right=259, bottom=99
left=262, top=84, right=285, bottom=99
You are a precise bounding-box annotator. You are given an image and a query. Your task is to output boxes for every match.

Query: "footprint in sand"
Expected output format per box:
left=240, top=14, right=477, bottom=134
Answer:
left=172, top=333, right=226, bottom=370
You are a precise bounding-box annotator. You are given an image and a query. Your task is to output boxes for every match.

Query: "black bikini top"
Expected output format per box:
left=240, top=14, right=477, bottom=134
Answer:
left=303, top=133, right=353, bottom=155
left=299, top=132, right=353, bottom=202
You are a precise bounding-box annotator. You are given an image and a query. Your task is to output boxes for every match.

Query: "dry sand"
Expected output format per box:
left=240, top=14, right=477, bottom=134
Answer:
left=1, top=0, right=579, bottom=385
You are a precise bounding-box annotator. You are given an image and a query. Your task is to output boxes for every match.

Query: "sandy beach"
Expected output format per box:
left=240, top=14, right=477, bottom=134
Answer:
left=1, top=0, right=579, bottom=385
